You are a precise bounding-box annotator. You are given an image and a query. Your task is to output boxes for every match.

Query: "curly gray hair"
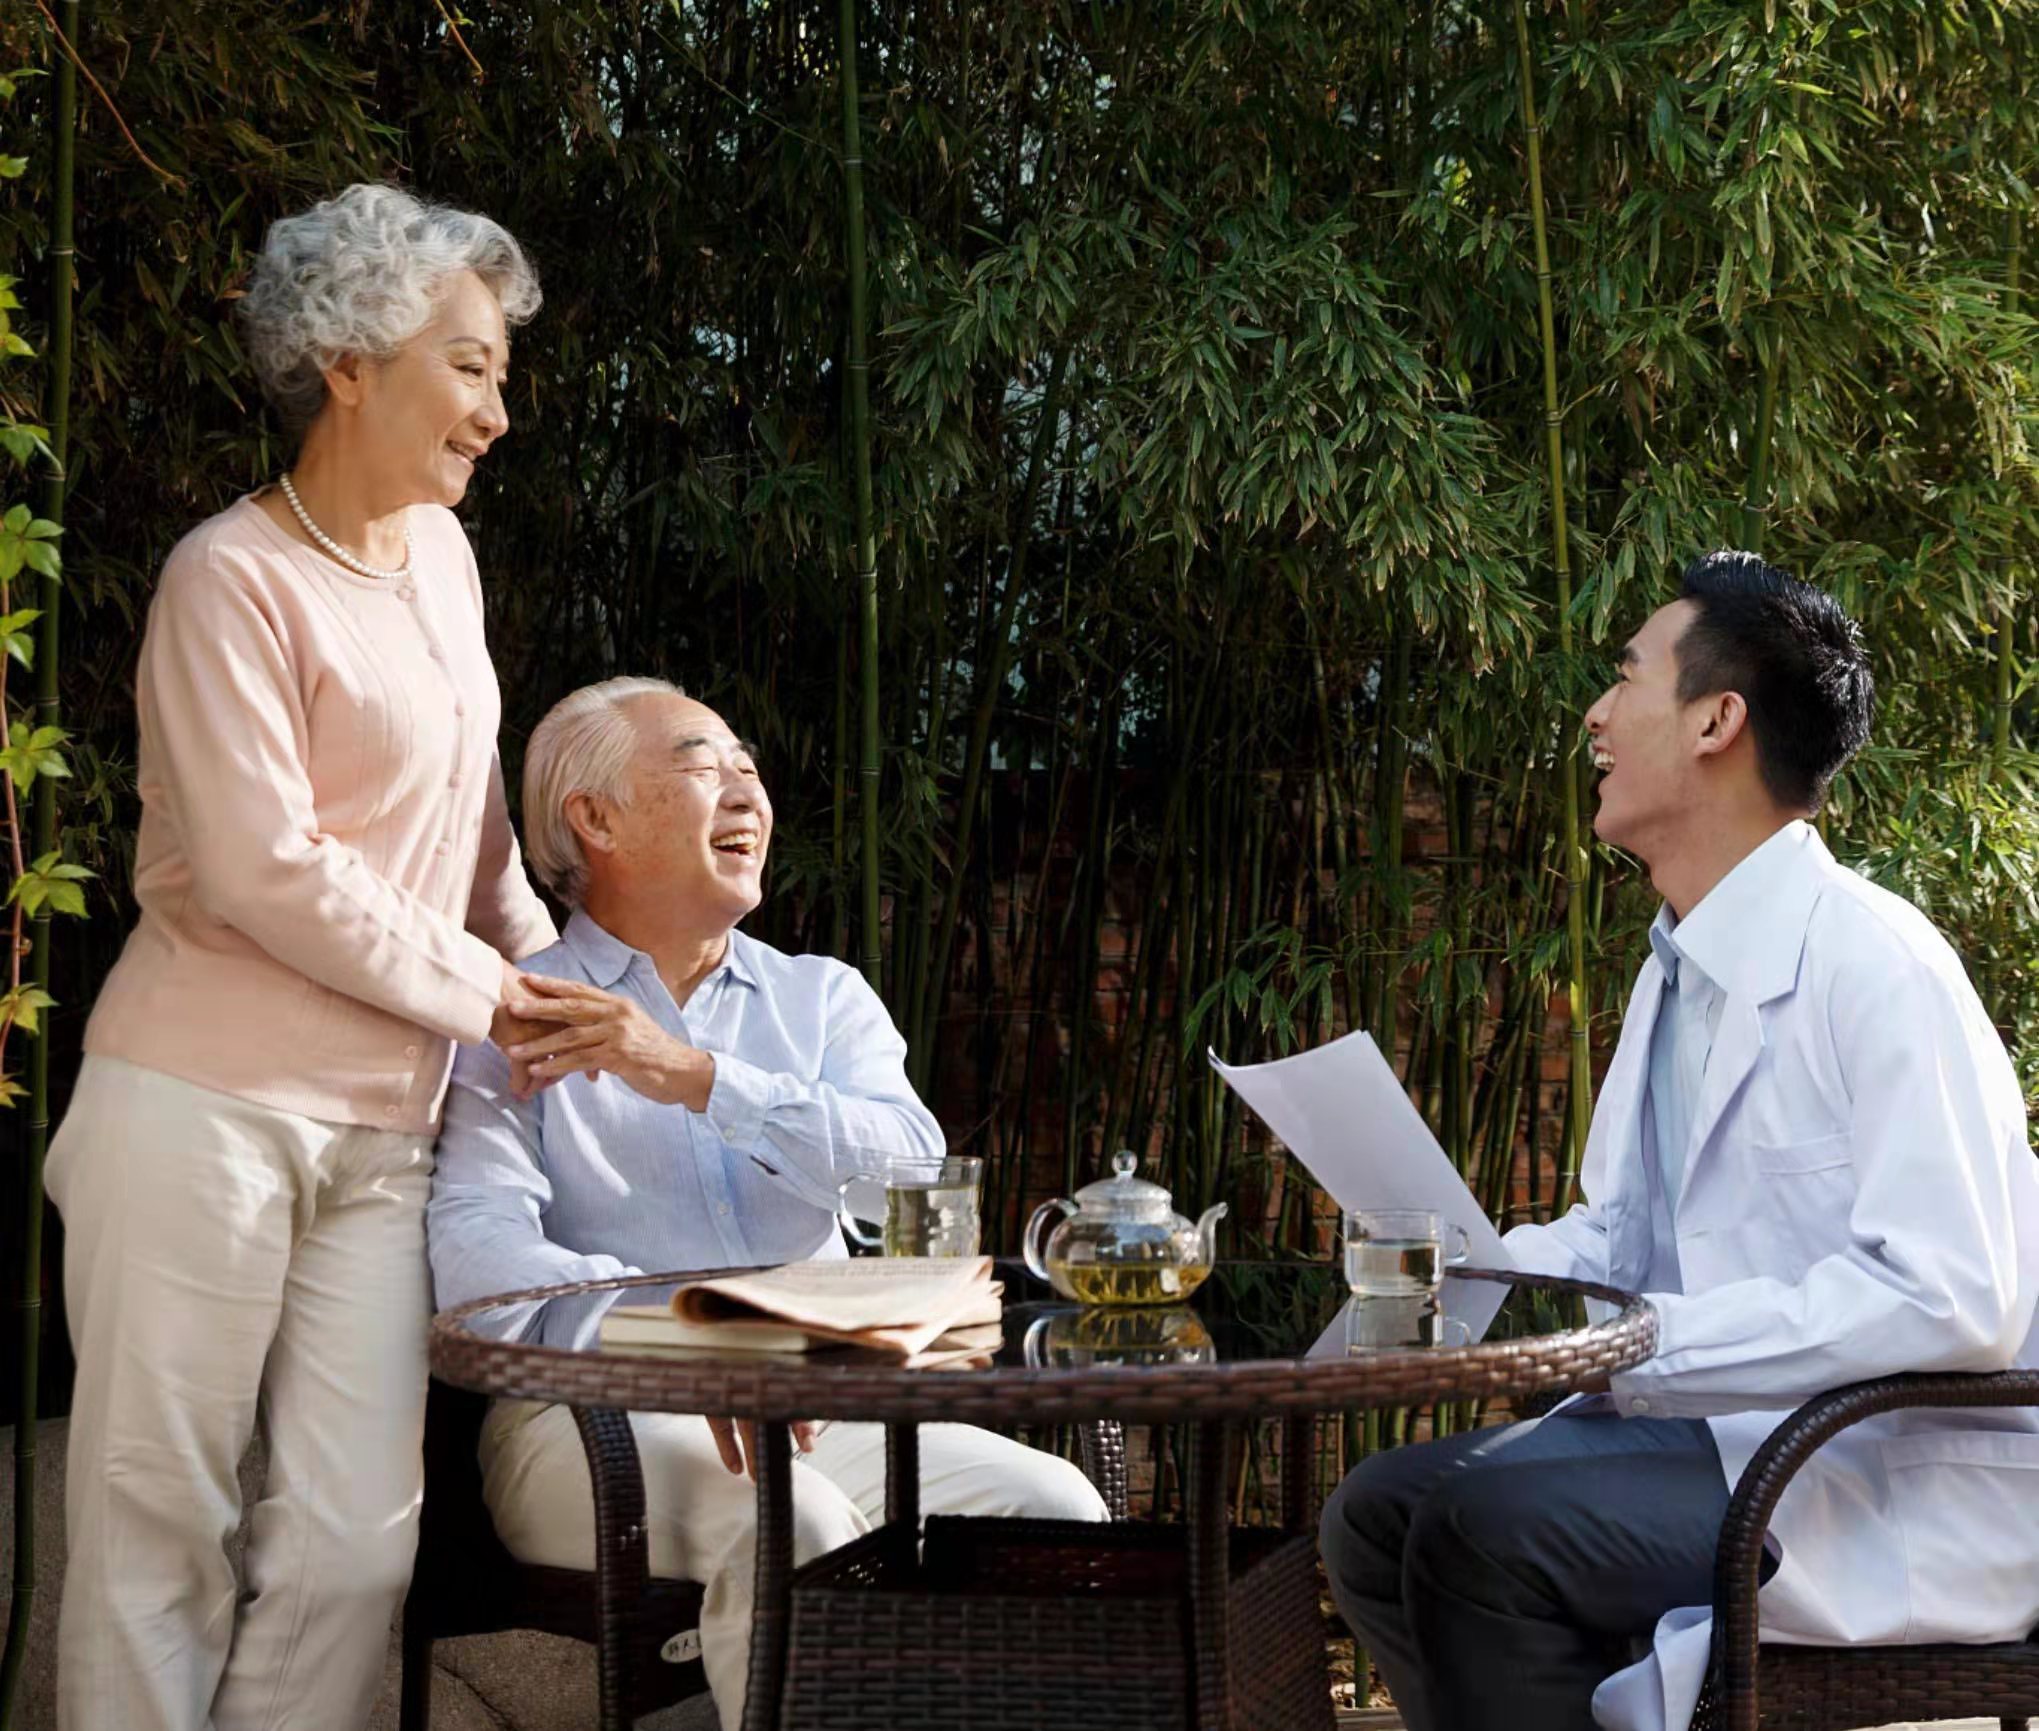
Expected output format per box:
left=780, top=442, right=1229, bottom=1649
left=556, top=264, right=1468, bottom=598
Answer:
left=238, top=183, right=542, bottom=431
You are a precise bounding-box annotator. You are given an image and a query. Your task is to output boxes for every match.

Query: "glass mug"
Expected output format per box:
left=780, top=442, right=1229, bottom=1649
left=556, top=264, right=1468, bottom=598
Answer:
left=837, top=1157, right=984, bottom=1257
left=1342, top=1207, right=1470, bottom=1297
left=1341, top=1295, right=1473, bottom=1354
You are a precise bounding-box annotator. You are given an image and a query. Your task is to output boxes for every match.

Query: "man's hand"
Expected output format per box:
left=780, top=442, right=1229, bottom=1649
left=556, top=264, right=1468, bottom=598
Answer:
left=707, top=1417, right=820, bottom=1481
left=503, top=974, right=716, bottom=1108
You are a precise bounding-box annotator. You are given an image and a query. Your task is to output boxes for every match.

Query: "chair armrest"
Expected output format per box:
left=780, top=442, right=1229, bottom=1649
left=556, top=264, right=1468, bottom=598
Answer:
left=1707, top=1370, right=2039, bottom=1731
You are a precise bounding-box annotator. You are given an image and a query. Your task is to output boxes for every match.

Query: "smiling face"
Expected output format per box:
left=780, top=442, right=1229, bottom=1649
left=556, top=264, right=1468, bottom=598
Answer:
left=1582, top=599, right=1711, bottom=859
left=600, top=692, right=773, bottom=928
left=345, top=269, right=511, bottom=507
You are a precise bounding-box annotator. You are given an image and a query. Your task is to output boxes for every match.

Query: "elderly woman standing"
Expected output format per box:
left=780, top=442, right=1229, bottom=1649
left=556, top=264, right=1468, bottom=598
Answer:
left=44, top=184, right=561, bottom=1731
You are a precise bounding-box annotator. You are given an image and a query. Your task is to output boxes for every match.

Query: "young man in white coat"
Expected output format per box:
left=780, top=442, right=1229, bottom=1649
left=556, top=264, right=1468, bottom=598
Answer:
left=1319, top=551, right=2039, bottom=1731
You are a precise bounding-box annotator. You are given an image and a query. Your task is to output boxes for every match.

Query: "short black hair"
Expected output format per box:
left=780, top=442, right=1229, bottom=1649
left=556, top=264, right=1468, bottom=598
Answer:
left=1673, top=550, right=1874, bottom=814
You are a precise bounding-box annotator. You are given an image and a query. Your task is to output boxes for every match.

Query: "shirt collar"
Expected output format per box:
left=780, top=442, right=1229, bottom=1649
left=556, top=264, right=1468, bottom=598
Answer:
left=1646, top=907, right=1684, bottom=990
left=1654, top=820, right=1821, bottom=1005
left=559, top=908, right=760, bottom=993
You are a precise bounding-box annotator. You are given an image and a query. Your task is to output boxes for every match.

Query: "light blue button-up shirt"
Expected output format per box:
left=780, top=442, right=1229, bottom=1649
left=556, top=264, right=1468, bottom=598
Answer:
left=1645, top=914, right=1723, bottom=1228
left=428, top=910, right=946, bottom=1344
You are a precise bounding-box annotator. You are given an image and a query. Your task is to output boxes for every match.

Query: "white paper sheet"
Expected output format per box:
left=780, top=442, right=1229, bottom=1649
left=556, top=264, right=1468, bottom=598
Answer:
left=1210, top=1030, right=1514, bottom=1337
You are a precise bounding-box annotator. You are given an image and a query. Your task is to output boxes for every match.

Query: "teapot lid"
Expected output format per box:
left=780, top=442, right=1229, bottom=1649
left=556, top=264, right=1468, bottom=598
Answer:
left=1072, top=1150, right=1178, bottom=1220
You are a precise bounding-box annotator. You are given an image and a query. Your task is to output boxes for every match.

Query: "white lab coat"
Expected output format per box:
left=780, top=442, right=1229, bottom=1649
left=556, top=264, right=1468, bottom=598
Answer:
left=1503, top=823, right=2039, bottom=1731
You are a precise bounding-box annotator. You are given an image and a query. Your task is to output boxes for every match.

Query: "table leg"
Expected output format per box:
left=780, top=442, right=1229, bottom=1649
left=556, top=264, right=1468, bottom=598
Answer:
left=740, top=1421, right=795, bottom=1731
left=884, top=1421, right=920, bottom=1530
left=1282, top=1410, right=1319, bottom=1535
left=571, top=1406, right=650, bottom=1731
left=1186, top=1418, right=1237, bottom=1731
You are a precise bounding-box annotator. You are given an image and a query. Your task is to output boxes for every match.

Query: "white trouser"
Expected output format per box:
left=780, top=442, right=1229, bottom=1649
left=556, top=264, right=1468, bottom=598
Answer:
left=480, top=1401, right=1110, bottom=1730
left=46, top=1054, right=435, bottom=1731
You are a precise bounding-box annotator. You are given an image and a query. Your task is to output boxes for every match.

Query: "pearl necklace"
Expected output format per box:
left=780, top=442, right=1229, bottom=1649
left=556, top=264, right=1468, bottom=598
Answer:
left=278, top=473, right=415, bottom=589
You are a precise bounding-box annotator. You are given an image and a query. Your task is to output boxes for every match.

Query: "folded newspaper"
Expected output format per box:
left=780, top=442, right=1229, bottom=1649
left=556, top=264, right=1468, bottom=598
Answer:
left=599, top=1256, right=1004, bottom=1366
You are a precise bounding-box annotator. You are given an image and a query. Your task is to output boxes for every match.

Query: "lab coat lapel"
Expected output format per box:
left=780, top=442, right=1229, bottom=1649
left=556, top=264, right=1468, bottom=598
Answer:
left=1679, top=995, right=1763, bottom=1213
left=1668, top=827, right=1828, bottom=1216
left=1601, top=962, right=1665, bottom=1291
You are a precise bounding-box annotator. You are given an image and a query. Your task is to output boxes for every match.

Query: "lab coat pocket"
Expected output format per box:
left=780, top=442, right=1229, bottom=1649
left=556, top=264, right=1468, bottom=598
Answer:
left=1882, top=1429, right=2039, bottom=1644
left=1751, top=1130, right=1851, bottom=1175
left=1747, top=1133, right=1855, bottom=1273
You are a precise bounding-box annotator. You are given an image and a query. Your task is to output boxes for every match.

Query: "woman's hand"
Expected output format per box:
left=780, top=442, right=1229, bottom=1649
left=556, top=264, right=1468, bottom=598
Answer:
left=708, top=1418, right=820, bottom=1481
left=503, top=974, right=716, bottom=1108
left=490, top=963, right=580, bottom=1097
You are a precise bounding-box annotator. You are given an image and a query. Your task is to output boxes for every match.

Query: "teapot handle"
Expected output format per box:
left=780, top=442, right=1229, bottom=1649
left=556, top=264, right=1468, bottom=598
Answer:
left=1021, top=1313, right=1054, bottom=1369
left=1023, top=1197, right=1075, bottom=1283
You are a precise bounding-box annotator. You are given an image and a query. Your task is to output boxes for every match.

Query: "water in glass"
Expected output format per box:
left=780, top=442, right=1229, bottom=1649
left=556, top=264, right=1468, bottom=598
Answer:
left=1344, top=1236, right=1443, bottom=1297
left=882, top=1178, right=981, bottom=1258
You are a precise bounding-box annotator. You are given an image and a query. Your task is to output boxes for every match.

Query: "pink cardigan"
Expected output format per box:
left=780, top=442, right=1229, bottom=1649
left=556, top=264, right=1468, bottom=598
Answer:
left=84, top=493, right=557, bottom=1133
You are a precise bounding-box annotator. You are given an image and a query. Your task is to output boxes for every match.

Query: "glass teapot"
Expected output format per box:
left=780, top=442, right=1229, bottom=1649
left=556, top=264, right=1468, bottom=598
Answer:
left=1022, top=1305, right=1216, bottom=1369
left=1023, top=1151, right=1227, bottom=1306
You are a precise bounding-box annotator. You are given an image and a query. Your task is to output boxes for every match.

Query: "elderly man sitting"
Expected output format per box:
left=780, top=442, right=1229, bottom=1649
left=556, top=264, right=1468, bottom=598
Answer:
left=428, top=675, right=1107, bottom=1730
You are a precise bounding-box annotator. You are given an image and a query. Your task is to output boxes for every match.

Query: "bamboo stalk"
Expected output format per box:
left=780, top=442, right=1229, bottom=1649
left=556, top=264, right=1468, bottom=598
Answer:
left=1369, top=627, right=1413, bottom=1043
left=830, top=609, right=849, bottom=959
left=837, top=0, right=883, bottom=991
left=911, top=346, right=1072, bottom=1081
left=1992, top=205, right=2022, bottom=785
left=1, top=7, right=76, bottom=1722
left=899, top=593, right=952, bottom=1060
left=1511, top=0, right=1595, bottom=1215
left=1061, top=690, right=1120, bottom=1191
left=1741, top=342, right=1780, bottom=553
left=1104, top=640, right=1209, bottom=1162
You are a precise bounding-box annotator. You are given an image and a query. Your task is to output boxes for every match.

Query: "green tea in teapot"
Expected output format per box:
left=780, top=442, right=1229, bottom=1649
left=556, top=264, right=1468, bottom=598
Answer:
left=1043, top=1258, right=1211, bottom=1306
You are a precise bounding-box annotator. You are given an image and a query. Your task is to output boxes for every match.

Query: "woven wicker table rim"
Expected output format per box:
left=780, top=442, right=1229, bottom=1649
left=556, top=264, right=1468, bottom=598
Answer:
left=431, top=1266, right=1658, bottom=1424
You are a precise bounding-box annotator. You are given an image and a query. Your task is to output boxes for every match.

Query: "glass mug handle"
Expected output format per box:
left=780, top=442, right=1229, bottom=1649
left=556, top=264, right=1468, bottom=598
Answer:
left=1443, top=1222, right=1473, bottom=1268
left=1438, top=1315, right=1473, bottom=1347
left=836, top=1172, right=885, bottom=1248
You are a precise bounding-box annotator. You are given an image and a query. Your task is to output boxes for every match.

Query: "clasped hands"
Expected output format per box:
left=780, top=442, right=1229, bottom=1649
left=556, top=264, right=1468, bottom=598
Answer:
left=491, top=966, right=715, bottom=1108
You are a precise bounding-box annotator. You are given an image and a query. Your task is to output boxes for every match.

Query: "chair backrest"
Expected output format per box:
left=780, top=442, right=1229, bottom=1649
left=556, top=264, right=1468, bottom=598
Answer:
left=407, top=1377, right=716, bottom=1730
left=411, top=1378, right=526, bottom=1637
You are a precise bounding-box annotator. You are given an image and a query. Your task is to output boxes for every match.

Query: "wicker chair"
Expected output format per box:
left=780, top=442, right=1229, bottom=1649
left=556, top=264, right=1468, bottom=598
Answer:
left=399, top=1380, right=1133, bottom=1731
left=1693, top=1369, right=2039, bottom=1731
left=398, top=1379, right=710, bottom=1731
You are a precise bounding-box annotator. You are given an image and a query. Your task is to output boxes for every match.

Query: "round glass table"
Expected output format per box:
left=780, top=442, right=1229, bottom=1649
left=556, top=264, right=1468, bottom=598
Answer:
left=432, top=1263, right=1654, bottom=1731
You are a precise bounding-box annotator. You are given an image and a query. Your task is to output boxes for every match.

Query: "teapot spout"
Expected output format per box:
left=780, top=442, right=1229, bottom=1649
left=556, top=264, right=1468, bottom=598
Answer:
left=1194, top=1201, right=1228, bottom=1264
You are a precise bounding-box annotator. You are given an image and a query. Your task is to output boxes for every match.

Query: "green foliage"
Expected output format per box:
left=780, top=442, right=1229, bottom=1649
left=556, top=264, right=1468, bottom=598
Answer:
left=0, top=0, right=2034, bottom=1245
left=9, top=851, right=89, bottom=920
left=0, top=504, right=58, bottom=583
left=0, top=47, right=79, bottom=1104
left=0, top=724, right=65, bottom=800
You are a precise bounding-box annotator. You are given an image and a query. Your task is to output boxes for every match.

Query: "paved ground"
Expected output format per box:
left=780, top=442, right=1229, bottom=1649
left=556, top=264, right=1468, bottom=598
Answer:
left=0, top=1420, right=713, bottom=1731
left=0, top=1419, right=2003, bottom=1730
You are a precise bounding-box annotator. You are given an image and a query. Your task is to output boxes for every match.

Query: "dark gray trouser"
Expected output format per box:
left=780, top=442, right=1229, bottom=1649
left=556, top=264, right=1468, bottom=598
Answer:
left=1318, top=1412, right=1729, bottom=1731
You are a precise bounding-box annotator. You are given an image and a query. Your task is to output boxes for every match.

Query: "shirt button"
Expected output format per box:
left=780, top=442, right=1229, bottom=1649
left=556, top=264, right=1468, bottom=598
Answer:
left=384, top=1106, right=399, bottom=1120
left=448, top=771, right=463, bottom=788
left=454, top=702, right=466, bottom=718
left=428, top=644, right=445, bottom=661
left=404, top=1044, right=421, bottom=1059
left=719, top=1204, right=732, bottom=1216
left=435, top=840, right=451, bottom=857
left=1630, top=1396, right=1651, bottom=1414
